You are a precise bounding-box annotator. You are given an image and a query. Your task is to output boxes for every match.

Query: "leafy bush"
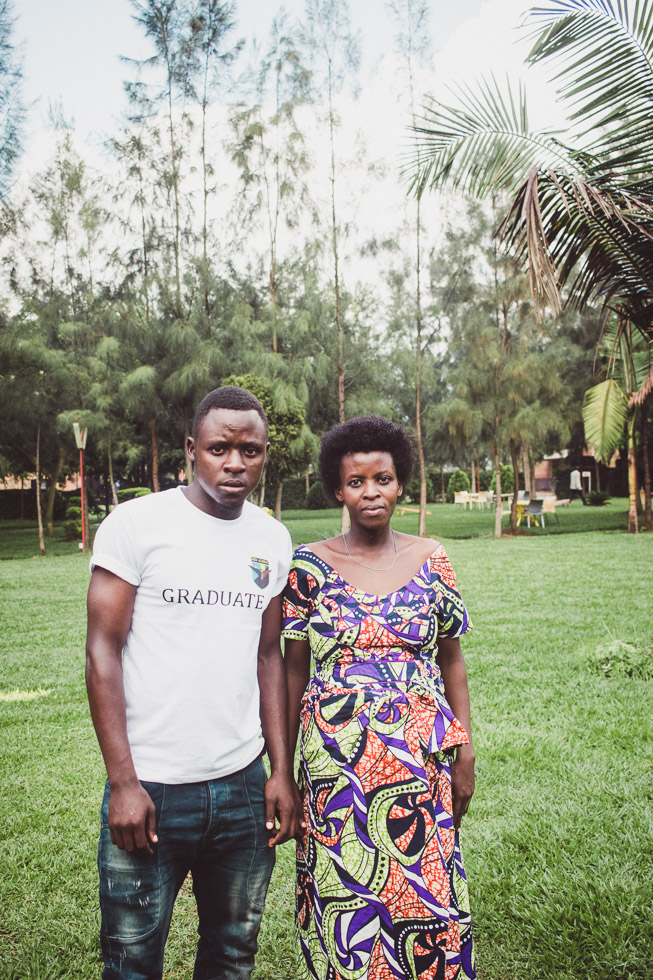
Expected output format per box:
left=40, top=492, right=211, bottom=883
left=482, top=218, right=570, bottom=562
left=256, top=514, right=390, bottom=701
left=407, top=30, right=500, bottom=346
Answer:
left=446, top=469, right=470, bottom=503
left=306, top=481, right=333, bottom=510
left=116, top=487, right=152, bottom=502
left=65, top=505, right=82, bottom=519
left=490, top=464, right=515, bottom=494
left=61, top=519, right=81, bottom=541
left=587, top=489, right=610, bottom=506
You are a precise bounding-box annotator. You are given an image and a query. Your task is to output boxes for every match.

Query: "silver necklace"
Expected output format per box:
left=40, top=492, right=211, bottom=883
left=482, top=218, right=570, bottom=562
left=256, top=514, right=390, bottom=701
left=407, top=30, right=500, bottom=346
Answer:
left=343, top=529, right=399, bottom=571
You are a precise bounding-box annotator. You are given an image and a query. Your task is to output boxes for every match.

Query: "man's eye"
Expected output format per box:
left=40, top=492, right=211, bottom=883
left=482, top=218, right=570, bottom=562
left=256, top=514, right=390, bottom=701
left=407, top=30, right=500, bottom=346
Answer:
left=210, top=446, right=226, bottom=454
left=245, top=447, right=260, bottom=456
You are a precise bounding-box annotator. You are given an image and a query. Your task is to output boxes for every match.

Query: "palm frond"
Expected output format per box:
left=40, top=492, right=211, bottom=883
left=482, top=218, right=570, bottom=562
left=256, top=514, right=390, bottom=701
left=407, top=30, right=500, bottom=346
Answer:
left=527, top=0, right=653, bottom=175
left=630, top=363, right=653, bottom=406
left=405, top=76, right=573, bottom=198
left=582, top=378, right=628, bottom=460
left=499, top=166, right=653, bottom=326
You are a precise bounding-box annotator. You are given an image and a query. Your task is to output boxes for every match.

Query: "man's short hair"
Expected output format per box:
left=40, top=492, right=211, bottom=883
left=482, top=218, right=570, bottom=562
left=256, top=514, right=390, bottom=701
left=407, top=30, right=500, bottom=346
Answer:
left=319, top=416, right=414, bottom=503
left=192, top=387, right=269, bottom=439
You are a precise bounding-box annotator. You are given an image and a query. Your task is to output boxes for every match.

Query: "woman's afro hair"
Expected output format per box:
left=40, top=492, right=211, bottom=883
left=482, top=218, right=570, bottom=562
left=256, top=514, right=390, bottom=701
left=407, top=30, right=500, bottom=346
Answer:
left=319, top=416, right=414, bottom=501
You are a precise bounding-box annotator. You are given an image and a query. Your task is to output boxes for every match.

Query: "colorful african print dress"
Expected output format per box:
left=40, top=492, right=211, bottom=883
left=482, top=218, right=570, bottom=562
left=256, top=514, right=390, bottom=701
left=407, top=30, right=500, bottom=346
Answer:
left=282, top=543, right=475, bottom=980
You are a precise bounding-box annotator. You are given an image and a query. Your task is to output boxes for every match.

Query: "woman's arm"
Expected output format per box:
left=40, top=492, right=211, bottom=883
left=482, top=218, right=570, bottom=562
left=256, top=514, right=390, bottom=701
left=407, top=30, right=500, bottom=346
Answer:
left=436, top=635, right=475, bottom=831
left=284, top=637, right=311, bottom=759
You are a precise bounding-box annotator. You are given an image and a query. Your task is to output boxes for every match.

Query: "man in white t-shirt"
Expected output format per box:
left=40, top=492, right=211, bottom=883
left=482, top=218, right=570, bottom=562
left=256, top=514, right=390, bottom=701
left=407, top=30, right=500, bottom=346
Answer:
left=86, top=386, right=300, bottom=980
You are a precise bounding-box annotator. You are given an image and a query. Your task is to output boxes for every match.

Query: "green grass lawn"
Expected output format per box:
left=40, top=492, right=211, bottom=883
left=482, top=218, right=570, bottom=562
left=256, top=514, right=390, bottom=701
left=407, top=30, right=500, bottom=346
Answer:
left=0, top=511, right=651, bottom=978
left=0, top=497, right=633, bottom=561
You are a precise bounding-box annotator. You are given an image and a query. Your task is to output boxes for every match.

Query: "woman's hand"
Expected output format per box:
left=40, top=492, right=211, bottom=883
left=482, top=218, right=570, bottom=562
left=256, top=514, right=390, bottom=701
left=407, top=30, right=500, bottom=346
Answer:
left=451, top=743, right=475, bottom=831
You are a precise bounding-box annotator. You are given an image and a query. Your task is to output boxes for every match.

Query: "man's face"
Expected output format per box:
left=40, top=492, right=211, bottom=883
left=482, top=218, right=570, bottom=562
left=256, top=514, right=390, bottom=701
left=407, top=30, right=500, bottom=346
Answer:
left=186, top=408, right=268, bottom=519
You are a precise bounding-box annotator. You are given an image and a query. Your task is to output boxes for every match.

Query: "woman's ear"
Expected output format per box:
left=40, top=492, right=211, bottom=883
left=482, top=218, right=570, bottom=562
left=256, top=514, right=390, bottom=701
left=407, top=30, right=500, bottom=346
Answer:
left=397, top=484, right=403, bottom=497
left=334, top=487, right=344, bottom=503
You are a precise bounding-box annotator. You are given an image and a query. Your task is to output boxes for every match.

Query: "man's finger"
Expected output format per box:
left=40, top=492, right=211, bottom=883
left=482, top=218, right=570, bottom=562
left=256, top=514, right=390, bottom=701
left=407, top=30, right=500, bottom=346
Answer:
left=264, top=792, right=277, bottom=835
left=146, top=805, right=158, bottom=848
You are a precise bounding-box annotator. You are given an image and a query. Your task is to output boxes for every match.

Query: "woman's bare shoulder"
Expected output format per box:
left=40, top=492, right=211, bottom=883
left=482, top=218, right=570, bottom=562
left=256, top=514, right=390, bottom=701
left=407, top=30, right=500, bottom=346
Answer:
left=299, top=537, right=344, bottom=562
left=395, top=531, right=443, bottom=562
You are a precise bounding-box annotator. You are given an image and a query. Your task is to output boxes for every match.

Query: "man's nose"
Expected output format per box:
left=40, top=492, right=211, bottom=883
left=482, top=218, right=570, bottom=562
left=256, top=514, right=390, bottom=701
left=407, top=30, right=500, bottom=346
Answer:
left=224, top=449, right=245, bottom=470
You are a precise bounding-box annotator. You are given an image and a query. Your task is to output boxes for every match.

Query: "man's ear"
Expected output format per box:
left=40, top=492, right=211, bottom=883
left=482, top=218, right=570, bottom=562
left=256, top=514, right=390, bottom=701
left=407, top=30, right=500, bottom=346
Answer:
left=397, top=484, right=403, bottom=497
left=186, top=435, right=196, bottom=461
left=334, top=487, right=344, bottom=503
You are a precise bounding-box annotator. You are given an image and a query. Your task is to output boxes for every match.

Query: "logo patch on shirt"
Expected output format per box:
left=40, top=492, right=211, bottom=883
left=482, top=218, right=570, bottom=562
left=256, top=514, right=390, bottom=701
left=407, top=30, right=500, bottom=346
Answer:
left=250, top=557, right=270, bottom=589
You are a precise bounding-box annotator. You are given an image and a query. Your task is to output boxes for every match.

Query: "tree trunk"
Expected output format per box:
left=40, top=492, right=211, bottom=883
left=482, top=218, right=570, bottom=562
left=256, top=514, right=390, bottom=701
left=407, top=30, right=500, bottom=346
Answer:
left=642, top=412, right=651, bottom=530
left=522, top=445, right=532, bottom=499
left=594, top=457, right=601, bottom=493
left=45, top=444, right=65, bottom=536
left=107, top=439, right=119, bottom=508
left=275, top=481, right=283, bottom=522
left=470, top=458, right=476, bottom=493
left=494, top=440, right=502, bottom=538
left=305, top=467, right=310, bottom=495
left=20, top=476, right=24, bottom=519
left=440, top=465, right=446, bottom=504
left=35, top=426, right=45, bottom=556
left=627, top=415, right=638, bottom=533
left=509, top=439, right=520, bottom=532
left=151, top=417, right=160, bottom=493
left=416, top=383, right=427, bottom=537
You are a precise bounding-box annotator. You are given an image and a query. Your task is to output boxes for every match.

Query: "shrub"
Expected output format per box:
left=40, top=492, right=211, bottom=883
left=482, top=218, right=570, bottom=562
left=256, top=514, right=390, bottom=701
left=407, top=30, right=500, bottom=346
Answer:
left=490, top=464, right=515, bottom=494
left=62, top=519, right=81, bottom=541
left=65, top=505, right=82, bottom=519
left=587, top=489, right=610, bottom=506
left=306, top=481, right=332, bottom=510
left=446, top=469, right=470, bottom=503
left=116, top=487, right=152, bottom=503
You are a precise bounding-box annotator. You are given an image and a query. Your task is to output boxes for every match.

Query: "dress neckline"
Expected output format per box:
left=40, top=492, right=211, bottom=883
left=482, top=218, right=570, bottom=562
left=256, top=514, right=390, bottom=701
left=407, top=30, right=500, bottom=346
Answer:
left=296, top=545, right=441, bottom=601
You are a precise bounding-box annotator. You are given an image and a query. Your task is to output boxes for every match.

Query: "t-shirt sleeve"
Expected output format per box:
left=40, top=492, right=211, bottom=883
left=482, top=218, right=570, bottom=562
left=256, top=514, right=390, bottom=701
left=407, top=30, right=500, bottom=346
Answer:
left=430, top=544, right=473, bottom=639
left=272, top=527, right=294, bottom=596
left=90, top=505, right=141, bottom=586
left=282, top=552, right=318, bottom=640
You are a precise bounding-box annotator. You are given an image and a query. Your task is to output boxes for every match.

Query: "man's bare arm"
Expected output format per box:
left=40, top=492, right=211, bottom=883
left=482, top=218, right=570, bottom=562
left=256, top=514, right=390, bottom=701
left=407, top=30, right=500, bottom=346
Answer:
left=257, top=594, right=301, bottom=846
left=86, top=567, right=157, bottom=853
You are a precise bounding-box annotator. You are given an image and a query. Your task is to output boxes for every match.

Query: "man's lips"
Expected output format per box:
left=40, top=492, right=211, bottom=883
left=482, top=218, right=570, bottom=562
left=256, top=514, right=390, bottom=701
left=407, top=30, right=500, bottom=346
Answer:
left=220, top=481, right=246, bottom=490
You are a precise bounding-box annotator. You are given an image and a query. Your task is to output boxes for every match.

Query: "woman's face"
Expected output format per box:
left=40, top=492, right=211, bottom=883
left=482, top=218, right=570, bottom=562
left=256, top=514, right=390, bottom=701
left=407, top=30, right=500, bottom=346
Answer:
left=335, top=451, right=402, bottom=527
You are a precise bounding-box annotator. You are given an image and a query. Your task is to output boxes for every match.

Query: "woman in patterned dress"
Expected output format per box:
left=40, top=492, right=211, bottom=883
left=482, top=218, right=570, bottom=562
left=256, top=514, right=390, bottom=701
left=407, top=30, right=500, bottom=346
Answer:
left=283, top=417, right=476, bottom=980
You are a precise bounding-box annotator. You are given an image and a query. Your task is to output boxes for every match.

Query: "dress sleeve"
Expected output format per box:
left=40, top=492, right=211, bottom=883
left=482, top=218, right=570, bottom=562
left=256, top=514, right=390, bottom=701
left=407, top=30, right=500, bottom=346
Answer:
left=281, top=551, right=320, bottom=640
left=430, top=544, right=473, bottom=639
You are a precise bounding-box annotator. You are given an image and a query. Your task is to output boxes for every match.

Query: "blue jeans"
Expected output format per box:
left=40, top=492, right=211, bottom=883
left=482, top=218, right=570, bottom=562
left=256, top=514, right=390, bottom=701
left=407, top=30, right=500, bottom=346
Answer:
left=98, top=756, right=275, bottom=980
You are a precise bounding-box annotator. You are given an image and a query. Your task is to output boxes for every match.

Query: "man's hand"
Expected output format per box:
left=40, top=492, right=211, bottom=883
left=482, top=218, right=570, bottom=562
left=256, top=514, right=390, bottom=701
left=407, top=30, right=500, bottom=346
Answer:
left=108, top=781, right=158, bottom=854
left=264, top=771, right=302, bottom=846
left=451, top=744, right=475, bottom=831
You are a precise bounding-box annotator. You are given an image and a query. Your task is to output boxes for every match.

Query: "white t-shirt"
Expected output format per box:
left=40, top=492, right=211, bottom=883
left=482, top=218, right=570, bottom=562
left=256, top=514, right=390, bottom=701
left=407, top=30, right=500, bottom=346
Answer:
left=90, top=487, right=293, bottom=783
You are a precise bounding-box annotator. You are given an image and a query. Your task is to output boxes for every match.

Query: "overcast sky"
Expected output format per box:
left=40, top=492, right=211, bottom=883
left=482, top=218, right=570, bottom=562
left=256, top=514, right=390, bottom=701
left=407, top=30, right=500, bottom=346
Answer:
left=14, top=0, right=561, bottom=167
